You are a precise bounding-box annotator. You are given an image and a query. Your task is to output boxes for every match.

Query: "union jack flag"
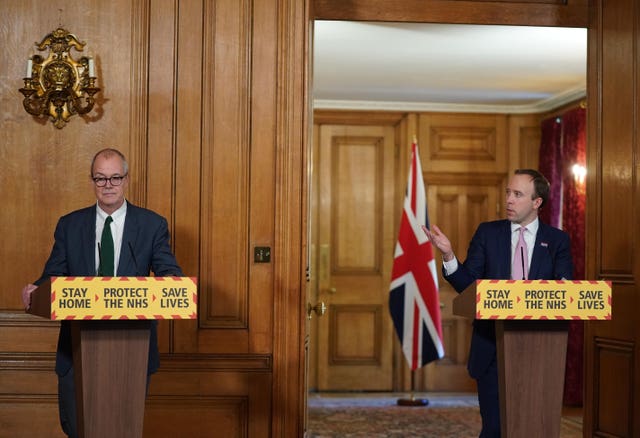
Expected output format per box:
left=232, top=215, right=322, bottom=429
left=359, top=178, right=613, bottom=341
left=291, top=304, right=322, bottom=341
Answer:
left=389, top=141, right=444, bottom=370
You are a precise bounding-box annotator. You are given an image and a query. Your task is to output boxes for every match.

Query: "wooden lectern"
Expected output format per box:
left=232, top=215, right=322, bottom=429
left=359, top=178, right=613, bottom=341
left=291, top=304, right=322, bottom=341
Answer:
left=26, top=277, right=198, bottom=438
left=453, top=281, right=569, bottom=438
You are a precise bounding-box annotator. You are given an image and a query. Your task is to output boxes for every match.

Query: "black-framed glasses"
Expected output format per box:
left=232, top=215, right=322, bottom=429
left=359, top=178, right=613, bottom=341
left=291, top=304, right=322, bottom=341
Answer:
left=92, top=174, right=127, bottom=187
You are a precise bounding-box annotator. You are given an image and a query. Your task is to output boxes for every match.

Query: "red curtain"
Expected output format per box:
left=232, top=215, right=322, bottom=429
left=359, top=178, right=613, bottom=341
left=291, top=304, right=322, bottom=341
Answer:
left=538, top=106, right=586, bottom=406
left=560, top=107, right=586, bottom=406
left=538, top=117, right=563, bottom=228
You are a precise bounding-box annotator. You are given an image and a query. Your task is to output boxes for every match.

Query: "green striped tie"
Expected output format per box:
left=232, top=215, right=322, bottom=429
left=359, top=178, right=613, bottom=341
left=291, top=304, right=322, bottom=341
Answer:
left=99, top=216, right=114, bottom=276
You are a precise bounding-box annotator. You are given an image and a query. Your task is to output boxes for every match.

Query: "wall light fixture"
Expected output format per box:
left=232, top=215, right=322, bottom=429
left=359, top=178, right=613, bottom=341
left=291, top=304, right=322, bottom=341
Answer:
left=19, top=28, right=100, bottom=129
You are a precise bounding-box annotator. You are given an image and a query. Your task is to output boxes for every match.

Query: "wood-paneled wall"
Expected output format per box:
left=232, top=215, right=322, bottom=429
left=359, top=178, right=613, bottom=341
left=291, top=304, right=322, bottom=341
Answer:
left=0, top=0, right=308, bottom=437
left=2, top=0, right=638, bottom=436
left=585, top=0, right=640, bottom=436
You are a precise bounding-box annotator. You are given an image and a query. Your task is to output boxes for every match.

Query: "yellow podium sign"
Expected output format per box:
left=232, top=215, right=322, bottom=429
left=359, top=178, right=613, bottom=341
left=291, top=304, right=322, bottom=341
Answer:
left=475, top=279, right=611, bottom=320
left=50, top=277, right=197, bottom=320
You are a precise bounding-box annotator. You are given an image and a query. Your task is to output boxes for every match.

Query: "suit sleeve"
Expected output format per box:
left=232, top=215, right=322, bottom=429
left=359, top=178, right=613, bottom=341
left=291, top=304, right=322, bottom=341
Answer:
left=35, top=217, right=69, bottom=285
left=443, top=225, right=488, bottom=293
left=551, top=230, right=573, bottom=280
left=150, top=216, right=184, bottom=277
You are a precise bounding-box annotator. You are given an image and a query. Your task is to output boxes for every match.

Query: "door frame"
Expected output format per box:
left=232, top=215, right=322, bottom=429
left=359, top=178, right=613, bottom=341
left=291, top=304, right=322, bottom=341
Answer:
left=303, top=0, right=588, bottom=433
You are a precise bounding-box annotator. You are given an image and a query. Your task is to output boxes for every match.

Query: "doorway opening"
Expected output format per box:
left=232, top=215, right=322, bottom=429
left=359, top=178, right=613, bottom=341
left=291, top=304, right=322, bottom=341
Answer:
left=307, top=18, right=587, bottom=413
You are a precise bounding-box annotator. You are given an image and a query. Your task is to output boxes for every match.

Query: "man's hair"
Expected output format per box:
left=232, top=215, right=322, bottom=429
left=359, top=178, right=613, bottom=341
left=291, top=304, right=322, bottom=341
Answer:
left=514, top=168, right=550, bottom=208
left=90, top=148, right=128, bottom=176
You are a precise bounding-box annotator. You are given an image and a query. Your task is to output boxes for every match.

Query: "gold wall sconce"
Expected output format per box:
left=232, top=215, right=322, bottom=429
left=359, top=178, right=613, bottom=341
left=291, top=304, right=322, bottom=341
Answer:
left=19, top=28, right=100, bottom=129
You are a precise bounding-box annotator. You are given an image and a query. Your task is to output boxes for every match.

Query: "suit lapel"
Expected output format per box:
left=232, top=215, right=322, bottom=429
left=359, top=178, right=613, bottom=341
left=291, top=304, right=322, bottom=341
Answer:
left=529, top=223, right=549, bottom=279
left=500, top=221, right=512, bottom=279
left=118, top=203, right=139, bottom=276
left=82, top=208, right=97, bottom=275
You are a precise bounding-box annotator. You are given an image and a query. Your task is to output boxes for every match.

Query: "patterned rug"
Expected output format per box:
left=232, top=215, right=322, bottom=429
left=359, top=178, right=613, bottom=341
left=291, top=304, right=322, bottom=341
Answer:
left=307, top=393, right=582, bottom=438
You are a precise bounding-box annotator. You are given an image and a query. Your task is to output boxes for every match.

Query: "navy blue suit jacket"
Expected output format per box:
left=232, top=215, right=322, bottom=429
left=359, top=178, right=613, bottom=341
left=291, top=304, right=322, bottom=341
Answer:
left=443, top=219, right=573, bottom=379
left=35, top=202, right=183, bottom=376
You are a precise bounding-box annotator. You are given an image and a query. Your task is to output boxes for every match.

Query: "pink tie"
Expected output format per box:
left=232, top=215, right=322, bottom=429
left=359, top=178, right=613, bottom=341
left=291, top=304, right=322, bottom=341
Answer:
left=512, top=227, right=528, bottom=280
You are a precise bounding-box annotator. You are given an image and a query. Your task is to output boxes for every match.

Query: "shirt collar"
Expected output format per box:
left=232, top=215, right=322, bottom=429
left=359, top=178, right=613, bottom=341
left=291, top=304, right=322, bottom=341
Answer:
left=511, top=217, right=539, bottom=234
left=97, top=200, right=127, bottom=222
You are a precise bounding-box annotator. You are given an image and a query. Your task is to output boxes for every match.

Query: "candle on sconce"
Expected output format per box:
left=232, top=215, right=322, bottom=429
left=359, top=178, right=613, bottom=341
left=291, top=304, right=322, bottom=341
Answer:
left=26, top=58, right=33, bottom=79
left=88, top=58, right=95, bottom=77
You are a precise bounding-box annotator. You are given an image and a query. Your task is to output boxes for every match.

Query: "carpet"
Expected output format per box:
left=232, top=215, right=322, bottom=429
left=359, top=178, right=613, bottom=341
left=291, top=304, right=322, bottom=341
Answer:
left=307, top=393, right=582, bottom=438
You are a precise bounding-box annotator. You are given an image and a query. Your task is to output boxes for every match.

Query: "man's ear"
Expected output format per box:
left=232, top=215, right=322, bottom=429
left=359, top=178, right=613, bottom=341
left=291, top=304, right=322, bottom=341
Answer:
left=533, top=197, right=543, bottom=209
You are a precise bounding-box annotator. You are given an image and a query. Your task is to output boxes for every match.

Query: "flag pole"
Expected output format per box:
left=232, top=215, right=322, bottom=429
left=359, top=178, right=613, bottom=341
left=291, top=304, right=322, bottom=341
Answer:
left=396, top=369, right=429, bottom=406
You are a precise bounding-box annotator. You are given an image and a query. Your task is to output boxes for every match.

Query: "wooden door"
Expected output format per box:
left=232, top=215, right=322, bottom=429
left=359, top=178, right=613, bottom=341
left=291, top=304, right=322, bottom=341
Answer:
left=312, top=124, right=396, bottom=391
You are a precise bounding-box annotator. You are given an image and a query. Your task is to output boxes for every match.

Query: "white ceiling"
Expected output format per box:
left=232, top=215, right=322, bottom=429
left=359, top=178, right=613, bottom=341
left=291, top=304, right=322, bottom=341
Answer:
left=313, top=21, right=587, bottom=114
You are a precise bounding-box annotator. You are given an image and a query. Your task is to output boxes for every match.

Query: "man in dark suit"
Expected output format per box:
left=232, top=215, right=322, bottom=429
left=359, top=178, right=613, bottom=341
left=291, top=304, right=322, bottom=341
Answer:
left=21, top=148, right=183, bottom=438
left=425, top=169, right=573, bottom=438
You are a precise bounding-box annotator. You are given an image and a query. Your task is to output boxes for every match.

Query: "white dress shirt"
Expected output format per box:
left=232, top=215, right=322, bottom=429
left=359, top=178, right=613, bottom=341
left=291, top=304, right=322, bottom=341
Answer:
left=95, top=201, right=127, bottom=275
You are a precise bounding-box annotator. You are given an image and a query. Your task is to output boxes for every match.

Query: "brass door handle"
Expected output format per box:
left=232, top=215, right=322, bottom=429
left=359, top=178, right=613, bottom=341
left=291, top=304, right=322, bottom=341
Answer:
left=307, top=302, right=327, bottom=320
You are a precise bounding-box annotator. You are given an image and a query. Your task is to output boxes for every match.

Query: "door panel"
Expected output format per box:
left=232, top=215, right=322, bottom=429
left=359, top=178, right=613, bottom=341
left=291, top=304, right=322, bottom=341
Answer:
left=314, top=125, right=396, bottom=391
left=420, top=182, right=502, bottom=391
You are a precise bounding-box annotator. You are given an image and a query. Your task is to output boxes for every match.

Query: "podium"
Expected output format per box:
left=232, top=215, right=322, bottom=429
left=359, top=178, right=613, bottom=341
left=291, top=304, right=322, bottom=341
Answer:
left=453, top=279, right=611, bottom=438
left=27, top=276, right=198, bottom=438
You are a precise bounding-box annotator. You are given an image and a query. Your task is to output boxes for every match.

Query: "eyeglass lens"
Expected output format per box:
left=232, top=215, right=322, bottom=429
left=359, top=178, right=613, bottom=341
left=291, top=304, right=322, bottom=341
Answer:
left=93, top=175, right=125, bottom=187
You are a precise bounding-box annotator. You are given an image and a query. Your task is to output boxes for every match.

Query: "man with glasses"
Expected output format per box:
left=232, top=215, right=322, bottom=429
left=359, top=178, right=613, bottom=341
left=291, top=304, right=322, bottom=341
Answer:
left=21, top=148, right=183, bottom=438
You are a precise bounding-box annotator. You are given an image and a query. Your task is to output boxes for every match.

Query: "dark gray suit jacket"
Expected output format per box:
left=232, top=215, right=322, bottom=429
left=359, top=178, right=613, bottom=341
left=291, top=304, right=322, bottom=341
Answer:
left=443, top=219, right=573, bottom=379
left=35, top=202, right=183, bottom=376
